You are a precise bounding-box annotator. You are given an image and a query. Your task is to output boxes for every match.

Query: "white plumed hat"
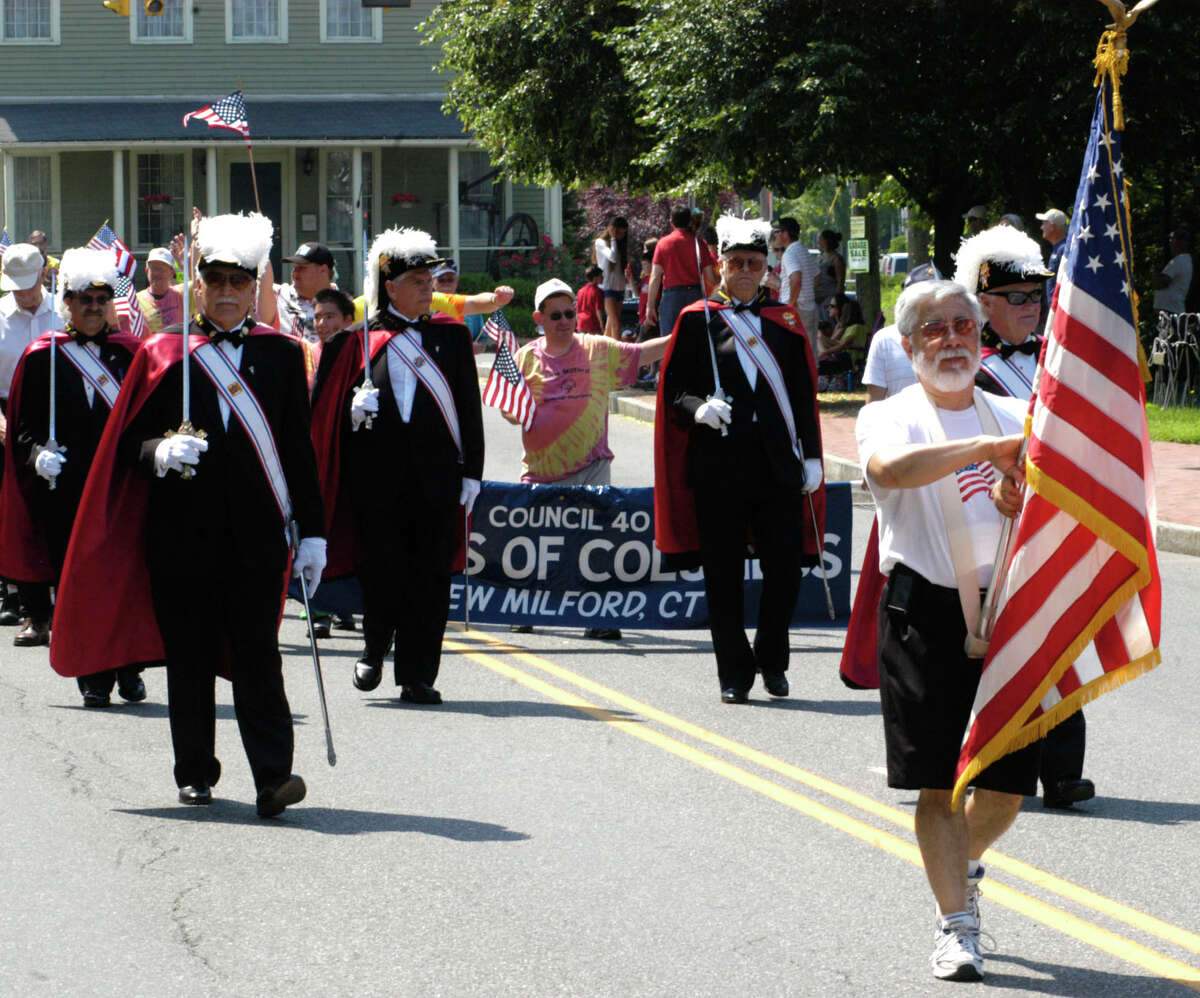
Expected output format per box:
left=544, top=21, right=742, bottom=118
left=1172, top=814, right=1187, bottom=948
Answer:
left=364, top=226, right=448, bottom=313
left=57, top=247, right=121, bottom=321
left=953, top=225, right=1053, bottom=294
left=715, top=215, right=772, bottom=256
left=196, top=212, right=274, bottom=275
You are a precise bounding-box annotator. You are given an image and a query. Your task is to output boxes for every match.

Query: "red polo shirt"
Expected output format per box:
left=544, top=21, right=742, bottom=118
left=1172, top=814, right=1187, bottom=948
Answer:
left=652, top=228, right=715, bottom=288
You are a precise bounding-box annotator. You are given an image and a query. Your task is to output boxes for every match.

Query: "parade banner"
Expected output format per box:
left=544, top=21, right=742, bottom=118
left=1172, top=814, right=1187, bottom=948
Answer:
left=299, top=481, right=852, bottom=629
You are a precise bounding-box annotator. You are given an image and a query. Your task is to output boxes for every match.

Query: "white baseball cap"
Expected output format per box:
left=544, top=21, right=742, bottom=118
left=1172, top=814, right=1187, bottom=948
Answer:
left=534, top=277, right=574, bottom=312
left=0, top=243, right=45, bottom=292
left=147, top=247, right=176, bottom=268
left=1034, top=208, right=1068, bottom=229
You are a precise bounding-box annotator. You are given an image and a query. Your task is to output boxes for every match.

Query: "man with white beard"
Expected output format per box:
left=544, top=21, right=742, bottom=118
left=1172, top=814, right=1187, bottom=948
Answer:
left=855, top=279, right=1039, bottom=983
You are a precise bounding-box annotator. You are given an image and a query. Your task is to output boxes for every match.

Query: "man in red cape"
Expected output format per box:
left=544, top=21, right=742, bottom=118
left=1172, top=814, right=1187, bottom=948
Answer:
left=51, top=212, right=326, bottom=818
left=0, top=247, right=144, bottom=706
left=654, top=216, right=825, bottom=704
left=310, top=226, right=482, bottom=706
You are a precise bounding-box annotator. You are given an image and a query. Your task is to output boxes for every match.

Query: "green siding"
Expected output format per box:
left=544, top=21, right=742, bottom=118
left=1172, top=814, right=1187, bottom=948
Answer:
left=59, top=151, right=113, bottom=249
left=0, top=0, right=445, bottom=97
left=511, top=183, right=546, bottom=235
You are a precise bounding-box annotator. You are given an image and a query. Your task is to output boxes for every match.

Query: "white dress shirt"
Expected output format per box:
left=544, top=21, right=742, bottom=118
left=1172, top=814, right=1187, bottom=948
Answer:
left=386, top=305, right=420, bottom=422
left=0, top=291, right=57, bottom=399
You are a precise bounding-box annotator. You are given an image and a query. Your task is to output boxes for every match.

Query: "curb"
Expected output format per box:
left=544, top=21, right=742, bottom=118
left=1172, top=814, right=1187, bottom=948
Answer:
left=608, top=390, right=1200, bottom=558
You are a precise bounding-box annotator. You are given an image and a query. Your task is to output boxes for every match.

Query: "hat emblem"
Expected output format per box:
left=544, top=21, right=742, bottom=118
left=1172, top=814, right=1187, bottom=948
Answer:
left=979, top=261, right=991, bottom=289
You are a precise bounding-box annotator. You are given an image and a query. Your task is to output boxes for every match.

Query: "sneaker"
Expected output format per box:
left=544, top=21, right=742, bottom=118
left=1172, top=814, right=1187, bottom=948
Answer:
left=931, top=912, right=983, bottom=981
left=966, top=864, right=985, bottom=930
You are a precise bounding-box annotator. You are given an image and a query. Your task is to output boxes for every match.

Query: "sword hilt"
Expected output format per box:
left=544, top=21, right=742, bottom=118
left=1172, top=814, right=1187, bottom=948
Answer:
left=166, top=421, right=206, bottom=480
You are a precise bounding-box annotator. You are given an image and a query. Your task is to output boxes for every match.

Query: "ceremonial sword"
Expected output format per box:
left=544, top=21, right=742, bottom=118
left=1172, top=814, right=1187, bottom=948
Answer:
left=693, top=236, right=730, bottom=437
left=290, top=520, right=337, bottom=767
left=46, top=270, right=59, bottom=491
left=171, top=232, right=205, bottom=478
left=360, top=223, right=375, bottom=430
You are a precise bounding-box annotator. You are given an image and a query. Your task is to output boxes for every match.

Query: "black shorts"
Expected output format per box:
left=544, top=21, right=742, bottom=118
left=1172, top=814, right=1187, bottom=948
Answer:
left=876, top=564, right=1040, bottom=795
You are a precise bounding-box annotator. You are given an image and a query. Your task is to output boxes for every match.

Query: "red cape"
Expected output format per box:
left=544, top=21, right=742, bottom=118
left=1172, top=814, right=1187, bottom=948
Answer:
left=311, top=325, right=467, bottom=579
left=48, top=326, right=280, bottom=679
left=653, top=300, right=826, bottom=560
left=0, top=330, right=141, bottom=583
left=838, top=518, right=884, bottom=689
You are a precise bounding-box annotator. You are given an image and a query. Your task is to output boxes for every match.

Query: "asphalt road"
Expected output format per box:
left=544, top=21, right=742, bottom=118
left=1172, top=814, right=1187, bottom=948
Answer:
left=1, top=404, right=1197, bottom=997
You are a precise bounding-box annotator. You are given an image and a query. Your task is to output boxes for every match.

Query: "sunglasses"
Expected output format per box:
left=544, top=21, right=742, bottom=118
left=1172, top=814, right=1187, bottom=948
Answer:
left=984, top=288, right=1044, bottom=306
left=202, top=272, right=254, bottom=291
left=919, top=316, right=977, bottom=339
left=545, top=308, right=576, bottom=321
left=724, top=257, right=766, bottom=272
left=75, top=292, right=112, bottom=306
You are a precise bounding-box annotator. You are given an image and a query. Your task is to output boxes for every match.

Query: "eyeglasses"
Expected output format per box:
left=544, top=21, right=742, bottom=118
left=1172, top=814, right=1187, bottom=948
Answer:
left=724, top=257, right=766, bottom=272
left=434, top=275, right=457, bottom=283
left=75, top=292, right=112, bottom=306
left=918, top=316, right=977, bottom=339
left=545, top=308, right=576, bottom=321
left=983, top=288, right=1043, bottom=306
left=202, top=272, right=254, bottom=291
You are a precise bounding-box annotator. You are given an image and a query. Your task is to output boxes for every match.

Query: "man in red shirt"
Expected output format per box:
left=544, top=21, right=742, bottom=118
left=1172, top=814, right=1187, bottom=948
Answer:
left=575, top=265, right=604, bottom=334
left=646, top=208, right=718, bottom=338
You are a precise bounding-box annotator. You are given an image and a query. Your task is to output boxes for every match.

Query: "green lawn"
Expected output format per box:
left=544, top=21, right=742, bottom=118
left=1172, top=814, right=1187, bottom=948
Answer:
left=1146, top=403, right=1200, bottom=444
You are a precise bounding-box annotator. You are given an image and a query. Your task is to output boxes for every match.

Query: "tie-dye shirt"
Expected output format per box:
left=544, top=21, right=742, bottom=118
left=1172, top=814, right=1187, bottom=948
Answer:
left=514, top=333, right=641, bottom=483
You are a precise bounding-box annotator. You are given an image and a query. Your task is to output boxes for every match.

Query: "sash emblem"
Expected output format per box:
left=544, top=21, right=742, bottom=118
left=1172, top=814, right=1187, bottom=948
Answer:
left=783, top=313, right=796, bottom=327
left=747, top=336, right=759, bottom=348
left=228, top=382, right=243, bottom=396
left=97, top=375, right=109, bottom=386
left=414, top=356, right=425, bottom=368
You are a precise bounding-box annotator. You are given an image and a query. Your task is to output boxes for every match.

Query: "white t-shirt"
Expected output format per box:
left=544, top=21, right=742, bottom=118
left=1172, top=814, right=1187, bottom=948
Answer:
left=779, top=241, right=818, bottom=312
left=0, top=291, right=58, bottom=399
left=594, top=238, right=627, bottom=294
left=861, top=323, right=916, bottom=397
left=1153, top=252, right=1192, bottom=313
left=856, top=383, right=1025, bottom=589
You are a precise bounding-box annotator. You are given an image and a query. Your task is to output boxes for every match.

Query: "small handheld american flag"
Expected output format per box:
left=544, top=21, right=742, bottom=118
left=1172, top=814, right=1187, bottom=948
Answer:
left=0, top=229, right=11, bottom=258
left=182, top=90, right=251, bottom=140
left=481, top=310, right=536, bottom=431
left=87, top=223, right=147, bottom=339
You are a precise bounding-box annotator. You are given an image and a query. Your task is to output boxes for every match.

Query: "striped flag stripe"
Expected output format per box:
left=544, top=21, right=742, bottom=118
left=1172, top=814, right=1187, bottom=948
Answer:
left=1034, top=368, right=1142, bottom=471
left=1032, top=403, right=1145, bottom=511
left=1029, top=443, right=1145, bottom=540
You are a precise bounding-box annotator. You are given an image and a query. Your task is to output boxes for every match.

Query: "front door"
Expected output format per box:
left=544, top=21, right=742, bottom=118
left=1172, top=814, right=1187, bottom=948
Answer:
left=230, top=162, right=282, bottom=277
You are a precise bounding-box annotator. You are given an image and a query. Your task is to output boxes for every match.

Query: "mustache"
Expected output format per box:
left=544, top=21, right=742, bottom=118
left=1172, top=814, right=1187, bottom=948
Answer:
left=936, top=346, right=976, bottom=362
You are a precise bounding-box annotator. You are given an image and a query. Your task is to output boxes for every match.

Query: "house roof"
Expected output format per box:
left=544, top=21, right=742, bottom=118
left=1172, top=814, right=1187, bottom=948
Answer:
left=0, top=96, right=468, bottom=146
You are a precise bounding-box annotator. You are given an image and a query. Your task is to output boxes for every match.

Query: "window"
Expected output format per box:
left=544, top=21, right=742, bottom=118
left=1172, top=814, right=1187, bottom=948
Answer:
left=324, top=149, right=373, bottom=246
left=321, top=0, right=379, bottom=42
left=11, top=156, right=54, bottom=241
left=458, top=150, right=498, bottom=245
left=227, top=0, right=287, bottom=42
left=1, top=0, right=58, bottom=43
left=135, top=153, right=187, bottom=248
left=133, top=0, right=190, bottom=42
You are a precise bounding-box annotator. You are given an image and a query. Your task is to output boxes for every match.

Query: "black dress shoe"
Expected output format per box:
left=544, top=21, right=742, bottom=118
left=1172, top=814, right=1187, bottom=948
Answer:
left=178, top=784, right=212, bottom=806
left=0, top=592, right=20, bottom=626
left=82, top=689, right=111, bottom=708
left=353, top=659, right=382, bottom=691
left=332, top=613, right=356, bottom=631
left=400, top=682, right=443, bottom=705
left=13, top=617, right=50, bottom=647
left=1044, top=778, right=1096, bottom=809
left=509, top=624, right=534, bottom=634
left=583, top=628, right=622, bottom=640
left=762, top=672, right=789, bottom=698
left=256, top=774, right=306, bottom=817
left=311, top=616, right=331, bottom=639
left=721, top=687, right=750, bottom=704
left=117, top=675, right=147, bottom=702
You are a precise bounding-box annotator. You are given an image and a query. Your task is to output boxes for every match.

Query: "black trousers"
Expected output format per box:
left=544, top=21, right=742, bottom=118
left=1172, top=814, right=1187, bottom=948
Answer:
left=356, top=488, right=457, bottom=687
left=694, top=485, right=804, bottom=692
left=1041, top=709, right=1087, bottom=791
left=150, top=568, right=293, bottom=792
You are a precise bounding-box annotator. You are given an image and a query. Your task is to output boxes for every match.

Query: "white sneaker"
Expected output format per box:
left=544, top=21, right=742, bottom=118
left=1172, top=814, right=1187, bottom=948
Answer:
left=931, top=912, right=984, bottom=981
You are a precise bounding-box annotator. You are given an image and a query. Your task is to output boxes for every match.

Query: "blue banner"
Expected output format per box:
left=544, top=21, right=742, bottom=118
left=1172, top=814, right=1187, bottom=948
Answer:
left=298, top=481, right=852, bottom=629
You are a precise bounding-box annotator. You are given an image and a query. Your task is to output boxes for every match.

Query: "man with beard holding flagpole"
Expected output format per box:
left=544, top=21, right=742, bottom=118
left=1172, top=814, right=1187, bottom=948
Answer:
left=311, top=227, right=483, bottom=706
left=50, top=213, right=326, bottom=818
left=654, top=215, right=825, bottom=704
left=0, top=248, right=144, bottom=706
left=954, top=224, right=1095, bottom=812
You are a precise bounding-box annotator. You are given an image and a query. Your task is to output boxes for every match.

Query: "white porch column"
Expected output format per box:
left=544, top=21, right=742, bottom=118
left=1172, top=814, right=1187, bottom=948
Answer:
left=351, top=146, right=363, bottom=292
left=2, top=151, right=14, bottom=236
left=549, top=183, right=563, bottom=245
left=206, top=147, right=218, bottom=215
left=112, top=150, right=125, bottom=239
left=447, top=147, right=460, bottom=266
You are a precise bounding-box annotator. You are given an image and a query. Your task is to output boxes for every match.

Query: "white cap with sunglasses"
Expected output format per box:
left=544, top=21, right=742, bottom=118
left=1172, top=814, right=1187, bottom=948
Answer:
left=534, top=278, right=575, bottom=312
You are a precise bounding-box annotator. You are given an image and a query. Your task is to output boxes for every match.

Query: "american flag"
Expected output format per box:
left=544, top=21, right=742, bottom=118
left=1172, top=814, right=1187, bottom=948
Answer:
left=481, top=310, right=536, bottom=430
left=0, top=229, right=11, bottom=257
left=955, top=462, right=997, bottom=504
left=88, top=223, right=147, bottom=339
left=953, top=55, right=1161, bottom=804
left=182, top=90, right=250, bottom=139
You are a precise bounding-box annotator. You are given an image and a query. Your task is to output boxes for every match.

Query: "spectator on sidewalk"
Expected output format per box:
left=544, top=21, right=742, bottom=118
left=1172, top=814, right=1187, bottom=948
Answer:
left=593, top=217, right=630, bottom=340
left=137, top=247, right=185, bottom=335
left=646, top=208, right=718, bottom=339
left=862, top=263, right=941, bottom=402
left=575, top=265, right=605, bottom=335
left=1036, top=208, right=1069, bottom=306
left=1152, top=229, right=1192, bottom=315
left=771, top=217, right=819, bottom=336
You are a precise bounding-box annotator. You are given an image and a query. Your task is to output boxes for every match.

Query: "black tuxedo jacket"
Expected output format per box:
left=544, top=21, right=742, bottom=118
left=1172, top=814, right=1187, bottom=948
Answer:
left=118, top=326, right=324, bottom=579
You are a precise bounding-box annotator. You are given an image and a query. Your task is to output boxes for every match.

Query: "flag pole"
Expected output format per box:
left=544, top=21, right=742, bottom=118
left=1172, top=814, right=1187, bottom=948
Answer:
left=236, top=81, right=261, bottom=213
left=46, top=270, right=58, bottom=491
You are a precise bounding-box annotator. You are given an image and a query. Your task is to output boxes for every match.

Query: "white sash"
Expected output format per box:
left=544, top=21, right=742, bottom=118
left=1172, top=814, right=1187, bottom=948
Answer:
left=386, top=331, right=463, bottom=458
left=717, top=307, right=802, bottom=461
left=192, top=341, right=292, bottom=524
left=923, top=387, right=1004, bottom=658
left=58, top=341, right=121, bottom=409
left=979, top=350, right=1034, bottom=399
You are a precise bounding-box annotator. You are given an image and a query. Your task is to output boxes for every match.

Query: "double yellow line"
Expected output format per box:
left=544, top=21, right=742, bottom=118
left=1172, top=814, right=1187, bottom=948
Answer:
left=445, top=628, right=1200, bottom=988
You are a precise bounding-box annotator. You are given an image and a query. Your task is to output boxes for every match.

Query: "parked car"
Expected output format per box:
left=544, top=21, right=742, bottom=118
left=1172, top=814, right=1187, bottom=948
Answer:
left=880, top=252, right=909, bottom=276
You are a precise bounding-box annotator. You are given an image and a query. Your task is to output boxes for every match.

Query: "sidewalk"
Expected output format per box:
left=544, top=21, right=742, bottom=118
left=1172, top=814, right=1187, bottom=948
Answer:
left=606, top=388, right=1200, bottom=557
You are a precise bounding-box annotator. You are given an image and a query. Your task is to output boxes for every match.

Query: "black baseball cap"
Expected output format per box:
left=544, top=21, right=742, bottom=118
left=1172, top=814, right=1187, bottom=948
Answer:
left=284, top=242, right=335, bottom=269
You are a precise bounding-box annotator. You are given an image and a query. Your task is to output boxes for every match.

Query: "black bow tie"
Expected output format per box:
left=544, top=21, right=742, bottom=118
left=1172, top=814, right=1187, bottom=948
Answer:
left=732, top=301, right=761, bottom=315
left=998, top=339, right=1040, bottom=360
left=71, top=329, right=108, bottom=347
left=209, top=328, right=245, bottom=347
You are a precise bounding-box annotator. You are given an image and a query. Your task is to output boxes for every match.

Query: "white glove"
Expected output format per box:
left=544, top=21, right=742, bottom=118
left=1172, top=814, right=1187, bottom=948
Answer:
left=292, top=536, right=327, bottom=597
left=801, top=457, right=824, bottom=494
left=154, top=434, right=208, bottom=477
left=350, top=386, right=379, bottom=430
left=458, top=478, right=481, bottom=515
left=34, top=444, right=66, bottom=482
left=694, top=397, right=732, bottom=430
